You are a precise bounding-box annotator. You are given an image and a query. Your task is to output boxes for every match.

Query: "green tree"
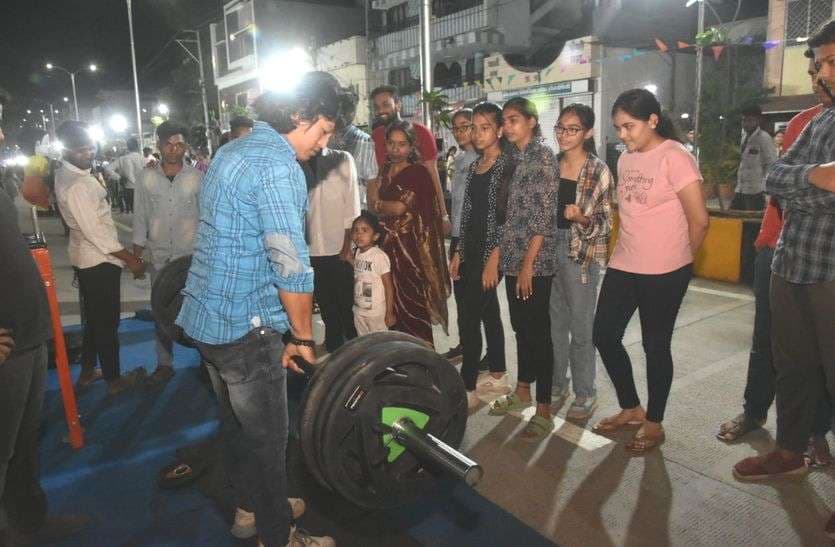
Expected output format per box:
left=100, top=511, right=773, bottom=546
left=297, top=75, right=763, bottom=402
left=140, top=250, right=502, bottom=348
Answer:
left=420, top=90, right=452, bottom=131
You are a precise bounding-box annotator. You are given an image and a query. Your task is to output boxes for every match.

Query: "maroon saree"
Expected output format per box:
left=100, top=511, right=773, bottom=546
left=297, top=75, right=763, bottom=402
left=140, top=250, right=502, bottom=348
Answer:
left=379, top=163, right=450, bottom=344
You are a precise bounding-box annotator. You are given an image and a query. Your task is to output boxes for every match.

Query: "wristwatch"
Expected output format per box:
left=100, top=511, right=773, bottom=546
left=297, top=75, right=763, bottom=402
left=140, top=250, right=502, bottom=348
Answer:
left=282, top=331, right=315, bottom=348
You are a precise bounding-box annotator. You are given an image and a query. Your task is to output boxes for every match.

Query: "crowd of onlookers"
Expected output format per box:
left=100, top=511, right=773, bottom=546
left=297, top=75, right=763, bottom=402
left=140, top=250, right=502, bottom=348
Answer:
left=3, top=20, right=835, bottom=545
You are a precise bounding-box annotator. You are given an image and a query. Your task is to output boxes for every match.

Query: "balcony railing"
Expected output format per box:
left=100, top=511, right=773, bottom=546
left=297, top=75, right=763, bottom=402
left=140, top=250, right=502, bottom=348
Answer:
left=374, top=5, right=489, bottom=58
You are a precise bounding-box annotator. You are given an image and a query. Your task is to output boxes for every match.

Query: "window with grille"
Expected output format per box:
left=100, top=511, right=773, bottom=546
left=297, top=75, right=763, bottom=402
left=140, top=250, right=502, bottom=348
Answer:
left=786, top=0, right=833, bottom=41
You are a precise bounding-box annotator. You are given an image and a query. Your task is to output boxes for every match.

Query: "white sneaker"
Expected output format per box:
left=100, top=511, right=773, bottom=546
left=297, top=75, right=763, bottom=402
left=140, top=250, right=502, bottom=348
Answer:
left=232, top=498, right=307, bottom=539
left=286, top=526, right=336, bottom=547
left=476, top=372, right=511, bottom=394
left=467, top=391, right=481, bottom=410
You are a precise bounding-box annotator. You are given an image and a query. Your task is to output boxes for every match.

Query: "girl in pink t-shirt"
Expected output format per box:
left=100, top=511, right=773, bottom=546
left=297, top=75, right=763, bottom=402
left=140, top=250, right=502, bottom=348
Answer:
left=592, top=89, right=708, bottom=453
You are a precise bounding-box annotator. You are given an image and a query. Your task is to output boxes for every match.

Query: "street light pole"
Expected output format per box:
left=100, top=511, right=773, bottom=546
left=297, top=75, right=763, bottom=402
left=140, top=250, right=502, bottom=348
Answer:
left=691, top=0, right=706, bottom=159
left=69, top=72, right=79, bottom=120
left=419, top=0, right=432, bottom=131
left=126, top=0, right=144, bottom=146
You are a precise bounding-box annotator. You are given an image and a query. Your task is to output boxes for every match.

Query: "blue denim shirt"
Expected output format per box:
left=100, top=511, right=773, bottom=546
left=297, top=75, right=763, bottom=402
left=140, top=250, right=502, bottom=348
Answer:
left=176, top=122, right=314, bottom=344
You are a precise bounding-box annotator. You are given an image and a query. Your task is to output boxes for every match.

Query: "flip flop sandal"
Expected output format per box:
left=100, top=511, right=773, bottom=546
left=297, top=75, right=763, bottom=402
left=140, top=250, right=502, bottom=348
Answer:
left=592, top=415, right=644, bottom=432
left=626, top=430, right=665, bottom=454
left=716, top=413, right=764, bottom=443
left=488, top=393, right=534, bottom=416
left=520, top=415, right=555, bottom=441
left=157, top=458, right=208, bottom=489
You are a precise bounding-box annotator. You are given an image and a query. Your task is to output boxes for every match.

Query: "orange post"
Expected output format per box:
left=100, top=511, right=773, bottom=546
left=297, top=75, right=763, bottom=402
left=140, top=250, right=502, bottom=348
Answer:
left=30, top=247, right=84, bottom=449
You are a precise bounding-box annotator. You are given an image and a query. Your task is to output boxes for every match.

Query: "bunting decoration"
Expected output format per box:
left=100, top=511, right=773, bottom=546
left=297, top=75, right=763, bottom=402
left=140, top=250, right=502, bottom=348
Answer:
left=654, top=38, right=669, bottom=53
left=677, top=41, right=692, bottom=50
left=711, top=45, right=725, bottom=61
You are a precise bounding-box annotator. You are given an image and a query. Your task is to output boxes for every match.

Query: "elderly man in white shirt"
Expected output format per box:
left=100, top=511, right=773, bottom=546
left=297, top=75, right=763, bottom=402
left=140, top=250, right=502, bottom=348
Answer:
left=54, top=122, right=146, bottom=396
left=306, top=147, right=361, bottom=352
left=132, top=121, right=202, bottom=385
left=110, top=137, right=144, bottom=213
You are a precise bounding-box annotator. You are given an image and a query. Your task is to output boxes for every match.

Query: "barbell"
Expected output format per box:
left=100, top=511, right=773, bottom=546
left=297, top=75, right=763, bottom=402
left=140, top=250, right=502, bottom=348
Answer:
left=151, top=256, right=482, bottom=510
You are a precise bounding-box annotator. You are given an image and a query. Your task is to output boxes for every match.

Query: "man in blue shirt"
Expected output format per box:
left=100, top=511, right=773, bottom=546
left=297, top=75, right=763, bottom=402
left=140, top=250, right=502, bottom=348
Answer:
left=176, top=72, right=341, bottom=547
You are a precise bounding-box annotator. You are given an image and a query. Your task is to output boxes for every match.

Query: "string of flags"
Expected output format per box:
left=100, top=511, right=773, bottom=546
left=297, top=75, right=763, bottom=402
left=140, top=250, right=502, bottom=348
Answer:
left=653, top=36, right=795, bottom=61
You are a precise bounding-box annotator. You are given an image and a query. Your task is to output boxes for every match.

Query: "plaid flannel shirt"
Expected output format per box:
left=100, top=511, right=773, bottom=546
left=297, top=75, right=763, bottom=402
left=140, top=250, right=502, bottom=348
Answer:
left=566, top=154, right=615, bottom=284
left=765, top=106, right=835, bottom=284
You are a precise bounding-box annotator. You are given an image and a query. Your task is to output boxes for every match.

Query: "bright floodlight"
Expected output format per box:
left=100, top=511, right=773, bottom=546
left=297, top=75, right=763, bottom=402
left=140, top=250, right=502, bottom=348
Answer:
left=157, top=103, right=170, bottom=116
left=680, top=113, right=690, bottom=119
left=260, top=47, right=313, bottom=93
left=109, top=114, right=128, bottom=133
left=63, top=97, right=69, bottom=102
left=643, top=84, right=658, bottom=95
left=685, top=0, right=700, bottom=7
left=45, top=62, right=54, bottom=70
left=89, top=64, right=97, bottom=72
left=26, top=109, right=31, bottom=114
left=87, top=124, right=105, bottom=142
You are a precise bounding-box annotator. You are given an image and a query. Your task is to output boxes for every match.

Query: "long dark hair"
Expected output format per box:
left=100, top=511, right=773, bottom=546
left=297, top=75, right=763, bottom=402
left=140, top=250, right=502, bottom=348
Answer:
left=611, top=88, right=682, bottom=143
left=502, top=96, right=542, bottom=138
left=472, top=101, right=517, bottom=225
left=558, top=103, right=597, bottom=156
left=384, top=119, right=420, bottom=164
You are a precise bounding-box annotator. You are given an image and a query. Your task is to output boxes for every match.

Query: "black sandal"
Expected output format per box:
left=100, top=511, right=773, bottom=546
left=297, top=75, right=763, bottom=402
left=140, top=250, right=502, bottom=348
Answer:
left=716, top=413, right=764, bottom=443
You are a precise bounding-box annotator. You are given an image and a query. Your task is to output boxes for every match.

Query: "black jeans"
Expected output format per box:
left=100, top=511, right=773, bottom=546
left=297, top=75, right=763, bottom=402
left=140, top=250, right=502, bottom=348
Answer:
left=77, top=262, right=122, bottom=381
left=311, top=255, right=356, bottom=352
left=196, top=328, right=292, bottom=547
left=505, top=275, right=553, bottom=404
left=593, top=265, right=692, bottom=423
left=771, top=274, right=835, bottom=453
left=0, top=344, right=48, bottom=533
left=460, top=262, right=506, bottom=391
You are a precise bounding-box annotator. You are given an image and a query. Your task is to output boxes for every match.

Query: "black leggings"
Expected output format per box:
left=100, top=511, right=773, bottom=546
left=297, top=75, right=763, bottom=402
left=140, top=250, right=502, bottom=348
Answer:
left=460, top=262, right=506, bottom=391
left=593, top=265, right=692, bottom=423
left=505, top=275, right=553, bottom=404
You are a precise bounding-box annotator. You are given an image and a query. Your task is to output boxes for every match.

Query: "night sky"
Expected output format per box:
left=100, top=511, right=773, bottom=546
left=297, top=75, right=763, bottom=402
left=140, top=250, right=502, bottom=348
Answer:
left=0, top=0, right=221, bottom=130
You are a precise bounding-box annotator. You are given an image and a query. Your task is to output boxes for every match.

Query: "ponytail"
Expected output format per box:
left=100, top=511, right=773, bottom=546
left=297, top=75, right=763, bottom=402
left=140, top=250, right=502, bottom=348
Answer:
left=611, top=88, right=682, bottom=143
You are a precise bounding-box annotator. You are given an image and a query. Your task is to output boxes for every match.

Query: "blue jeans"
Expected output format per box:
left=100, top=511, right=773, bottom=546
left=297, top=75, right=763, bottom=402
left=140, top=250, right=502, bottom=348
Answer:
left=550, top=229, right=600, bottom=399
left=196, top=328, right=291, bottom=547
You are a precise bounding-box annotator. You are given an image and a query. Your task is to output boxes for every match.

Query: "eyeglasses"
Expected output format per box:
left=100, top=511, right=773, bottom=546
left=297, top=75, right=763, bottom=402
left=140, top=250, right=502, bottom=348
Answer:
left=452, top=124, right=473, bottom=134
left=555, top=125, right=583, bottom=136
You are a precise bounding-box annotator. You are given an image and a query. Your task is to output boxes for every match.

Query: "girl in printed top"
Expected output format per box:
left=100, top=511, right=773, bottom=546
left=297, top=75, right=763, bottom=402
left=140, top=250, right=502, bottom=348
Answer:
left=351, top=211, right=396, bottom=335
left=549, top=104, right=614, bottom=421
left=449, top=102, right=514, bottom=410
left=486, top=97, right=559, bottom=440
left=592, top=89, right=708, bottom=453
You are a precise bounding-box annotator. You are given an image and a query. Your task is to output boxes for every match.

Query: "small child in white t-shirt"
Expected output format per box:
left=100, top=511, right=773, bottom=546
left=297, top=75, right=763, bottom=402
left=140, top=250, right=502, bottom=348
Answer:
left=351, top=212, right=396, bottom=335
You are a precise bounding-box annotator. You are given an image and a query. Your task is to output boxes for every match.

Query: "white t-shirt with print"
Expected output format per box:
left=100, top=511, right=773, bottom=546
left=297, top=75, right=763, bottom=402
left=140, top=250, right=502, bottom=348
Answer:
left=353, top=246, right=390, bottom=317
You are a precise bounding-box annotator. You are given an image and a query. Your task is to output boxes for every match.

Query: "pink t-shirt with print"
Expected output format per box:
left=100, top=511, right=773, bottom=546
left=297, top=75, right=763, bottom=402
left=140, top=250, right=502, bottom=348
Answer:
left=609, top=139, right=701, bottom=275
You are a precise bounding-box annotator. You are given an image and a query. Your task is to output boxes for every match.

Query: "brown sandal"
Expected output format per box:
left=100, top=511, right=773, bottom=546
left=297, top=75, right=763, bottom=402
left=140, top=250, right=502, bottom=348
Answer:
left=626, top=429, right=665, bottom=454
left=592, top=414, right=645, bottom=432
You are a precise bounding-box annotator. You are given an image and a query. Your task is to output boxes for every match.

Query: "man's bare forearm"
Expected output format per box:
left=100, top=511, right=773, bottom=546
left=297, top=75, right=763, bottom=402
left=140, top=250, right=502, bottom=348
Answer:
left=279, top=290, right=314, bottom=339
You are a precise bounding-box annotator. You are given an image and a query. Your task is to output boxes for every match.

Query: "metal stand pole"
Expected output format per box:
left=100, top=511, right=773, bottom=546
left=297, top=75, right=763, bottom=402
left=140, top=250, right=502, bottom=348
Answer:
left=195, top=30, right=212, bottom=155
left=693, top=0, right=705, bottom=159
left=70, top=73, right=80, bottom=121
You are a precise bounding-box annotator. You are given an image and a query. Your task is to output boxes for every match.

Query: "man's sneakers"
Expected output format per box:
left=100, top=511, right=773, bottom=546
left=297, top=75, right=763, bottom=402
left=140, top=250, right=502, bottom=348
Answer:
left=732, top=450, right=808, bottom=481
left=231, top=498, right=307, bottom=539
left=476, top=372, right=510, bottom=394
left=146, top=365, right=175, bottom=387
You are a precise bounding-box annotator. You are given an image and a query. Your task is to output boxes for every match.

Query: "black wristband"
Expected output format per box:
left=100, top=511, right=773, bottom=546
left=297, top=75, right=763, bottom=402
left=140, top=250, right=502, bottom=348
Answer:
left=282, top=331, right=315, bottom=348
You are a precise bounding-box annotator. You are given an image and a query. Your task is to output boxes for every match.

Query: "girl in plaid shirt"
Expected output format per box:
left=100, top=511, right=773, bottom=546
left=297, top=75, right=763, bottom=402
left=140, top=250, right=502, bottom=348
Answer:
left=549, top=104, right=614, bottom=422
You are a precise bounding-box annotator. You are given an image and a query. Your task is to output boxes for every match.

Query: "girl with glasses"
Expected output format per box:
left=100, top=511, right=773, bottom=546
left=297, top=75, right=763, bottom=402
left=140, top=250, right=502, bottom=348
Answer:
left=549, top=104, right=614, bottom=421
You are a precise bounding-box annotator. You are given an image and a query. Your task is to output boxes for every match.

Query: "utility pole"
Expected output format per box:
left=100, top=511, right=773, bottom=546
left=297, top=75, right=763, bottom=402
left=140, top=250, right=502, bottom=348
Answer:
left=126, top=0, right=144, bottom=145
left=176, top=30, right=213, bottom=155
left=419, top=0, right=433, bottom=131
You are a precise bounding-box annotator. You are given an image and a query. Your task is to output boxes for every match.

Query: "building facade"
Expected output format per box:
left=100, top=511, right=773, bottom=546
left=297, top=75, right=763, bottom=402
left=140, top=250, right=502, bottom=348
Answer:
left=209, top=0, right=366, bottom=128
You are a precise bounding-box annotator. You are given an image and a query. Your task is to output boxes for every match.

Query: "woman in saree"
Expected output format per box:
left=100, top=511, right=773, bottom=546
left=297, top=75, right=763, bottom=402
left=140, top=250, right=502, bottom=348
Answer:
left=367, top=120, right=450, bottom=345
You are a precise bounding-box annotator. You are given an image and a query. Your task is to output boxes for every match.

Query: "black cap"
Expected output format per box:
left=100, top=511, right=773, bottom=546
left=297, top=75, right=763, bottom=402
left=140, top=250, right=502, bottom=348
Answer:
left=56, top=121, right=93, bottom=149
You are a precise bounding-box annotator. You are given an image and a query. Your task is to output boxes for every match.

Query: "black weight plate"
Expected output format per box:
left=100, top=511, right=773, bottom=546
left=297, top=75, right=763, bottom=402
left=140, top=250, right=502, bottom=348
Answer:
left=150, top=255, right=194, bottom=347
left=299, top=331, right=425, bottom=489
left=319, top=341, right=467, bottom=509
